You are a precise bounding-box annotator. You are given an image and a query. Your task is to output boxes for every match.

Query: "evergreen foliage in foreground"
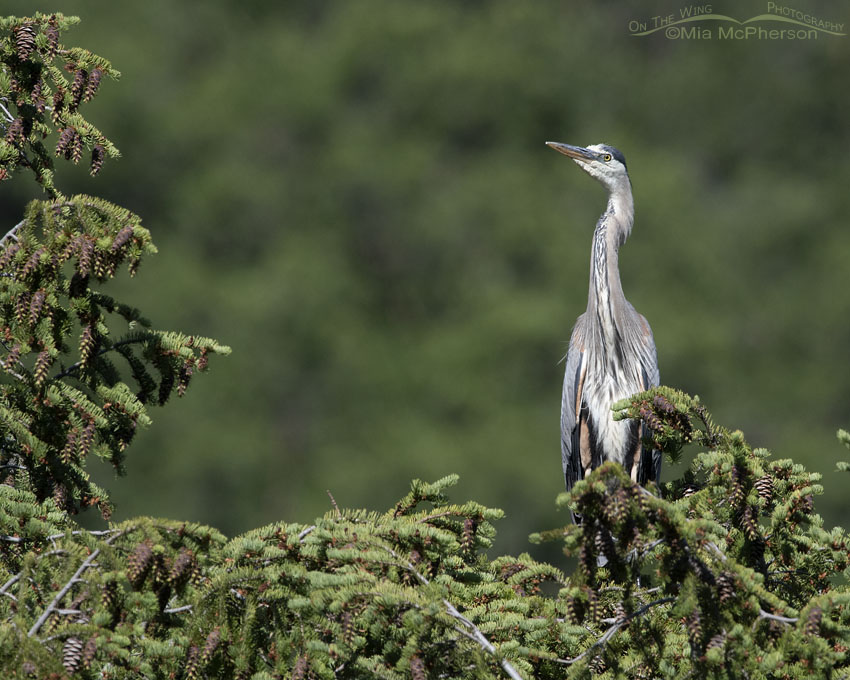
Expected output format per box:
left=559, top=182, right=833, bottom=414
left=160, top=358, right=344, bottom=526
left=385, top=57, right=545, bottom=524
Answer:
left=2, top=14, right=850, bottom=679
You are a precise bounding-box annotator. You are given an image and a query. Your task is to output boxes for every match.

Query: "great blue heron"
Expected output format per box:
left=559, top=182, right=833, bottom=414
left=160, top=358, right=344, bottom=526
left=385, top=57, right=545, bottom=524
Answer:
left=546, top=141, right=660, bottom=511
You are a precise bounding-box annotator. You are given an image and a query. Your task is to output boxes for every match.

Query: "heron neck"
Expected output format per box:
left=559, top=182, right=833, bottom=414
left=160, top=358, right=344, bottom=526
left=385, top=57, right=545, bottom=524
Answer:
left=587, top=189, right=634, bottom=321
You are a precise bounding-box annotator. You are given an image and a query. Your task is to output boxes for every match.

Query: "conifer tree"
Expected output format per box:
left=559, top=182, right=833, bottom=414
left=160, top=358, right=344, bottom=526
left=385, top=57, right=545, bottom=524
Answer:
left=2, top=14, right=849, bottom=680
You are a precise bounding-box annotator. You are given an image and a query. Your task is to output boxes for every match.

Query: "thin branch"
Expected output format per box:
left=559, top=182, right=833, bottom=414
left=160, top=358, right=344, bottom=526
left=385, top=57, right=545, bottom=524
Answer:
left=27, top=531, right=123, bottom=637
left=298, top=525, right=316, bottom=542
left=556, top=597, right=675, bottom=665
left=51, top=337, right=150, bottom=381
left=0, top=219, right=25, bottom=248
left=47, top=529, right=121, bottom=542
left=0, top=100, right=14, bottom=123
left=0, top=573, right=21, bottom=596
left=164, top=604, right=193, bottom=614
left=758, top=609, right=798, bottom=625
left=327, top=489, right=341, bottom=517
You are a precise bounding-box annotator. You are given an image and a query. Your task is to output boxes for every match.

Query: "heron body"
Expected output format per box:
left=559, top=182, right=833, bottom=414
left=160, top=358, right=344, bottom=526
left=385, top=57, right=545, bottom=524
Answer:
left=547, top=142, right=660, bottom=504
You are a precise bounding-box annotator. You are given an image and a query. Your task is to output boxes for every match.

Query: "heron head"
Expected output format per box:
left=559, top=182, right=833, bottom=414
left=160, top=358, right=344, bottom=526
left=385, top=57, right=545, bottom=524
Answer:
left=546, top=142, right=629, bottom=192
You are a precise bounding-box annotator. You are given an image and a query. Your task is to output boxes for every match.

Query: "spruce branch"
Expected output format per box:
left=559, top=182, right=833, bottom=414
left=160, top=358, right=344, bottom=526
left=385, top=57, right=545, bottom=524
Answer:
left=385, top=546, right=526, bottom=680
left=557, top=596, right=675, bottom=665
left=27, top=529, right=123, bottom=638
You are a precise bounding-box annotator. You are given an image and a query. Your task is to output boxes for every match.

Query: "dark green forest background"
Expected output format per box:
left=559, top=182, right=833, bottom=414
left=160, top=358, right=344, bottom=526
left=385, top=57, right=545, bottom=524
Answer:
left=3, top=0, right=849, bottom=555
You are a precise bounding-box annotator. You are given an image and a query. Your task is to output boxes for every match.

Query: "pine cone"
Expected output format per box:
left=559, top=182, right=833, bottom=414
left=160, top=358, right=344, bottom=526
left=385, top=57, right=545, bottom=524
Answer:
left=168, top=547, right=196, bottom=586
left=81, top=637, right=97, bottom=668
left=56, top=126, right=76, bottom=158
left=201, top=628, right=221, bottom=663
left=90, top=144, right=105, bottom=176
left=85, top=68, right=103, bottom=101
left=410, top=655, right=426, bottom=680
left=13, top=24, right=36, bottom=61
left=45, top=22, right=60, bottom=58
left=754, top=475, right=774, bottom=503
left=70, top=69, right=87, bottom=109
left=805, top=607, right=822, bottom=636
left=292, top=654, right=309, bottom=680
left=127, top=541, right=154, bottom=588
left=63, top=636, right=84, bottom=673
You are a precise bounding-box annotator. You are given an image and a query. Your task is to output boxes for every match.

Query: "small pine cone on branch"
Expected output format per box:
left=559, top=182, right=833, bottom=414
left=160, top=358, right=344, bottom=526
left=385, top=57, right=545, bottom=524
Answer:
left=82, top=637, right=97, bottom=668
left=60, top=428, right=78, bottom=464
left=34, top=349, right=51, bottom=386
left=717, top=572, right=735, bottom=603
left=177, top=359, right=194, bottom=397
left=805, top=607, right=822, bottom=636
left=79, top=324, right=96, bottom=365
left=201, top=628, right=221, bottom=663
left=63, top=636, right=84, bottom=673
left=740, top=505, right=759, bottom=540
left=410, top=655, right=426, bottom=680
left=686, top=607, right=702, bottom=644
left=168, top=547, right=196, bottom=586
left=461, top=516, right=477, bottom=553
left=78, top=418, right=96, bottom=459
left=21, top=247, right=45, bottom=278
left=292, top=654, right=309, bottom=680
left=13, top=24, right=36, bottom=61
left=52, top=87, right=66, bottom=125
left=653, top=393, right=676, bottom=414
left=85, top=68, right=103, bottom=101
left=29, top=289, right=45, bottom=325
left=184, top=645, right=201, bottom=680
left=754, top=475, right=774, bottom=503
left=110, top=224, right=134, bottom=253
left=707, top=632, right=725, bottom=651
left=127, top=541, right=154, bottom=588
left=71, top=130, right=84, bottom=163
left=729, top=465, right=744, bottom=509
left=53, top=483, right=69, bottom=512
left=15, top=292, right=29, bottom=324
left=585, top=587, right=600, bottom=624
left=70, top=69, right=87, bottom=109
left=46, top=21, right=60, bottom=58
left=90, top=144, right=105, bottom=176
left=101, top=578, right=120, bottom=612
left=31, top=81, right=46, bottom=114
left=341, top=610, right=354, bottom=645
left=56, top=126, right=76, bottom=158
left=4, top=344, right=22, bottom=373
left=78, top=237, right=95, bottom=276
left=5, top=118, right=24, bottom=145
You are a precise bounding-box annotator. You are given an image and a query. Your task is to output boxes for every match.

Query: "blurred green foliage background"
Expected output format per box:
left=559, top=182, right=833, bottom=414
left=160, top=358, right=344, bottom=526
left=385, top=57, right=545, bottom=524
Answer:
left=3, top=1, right=849, bottom=555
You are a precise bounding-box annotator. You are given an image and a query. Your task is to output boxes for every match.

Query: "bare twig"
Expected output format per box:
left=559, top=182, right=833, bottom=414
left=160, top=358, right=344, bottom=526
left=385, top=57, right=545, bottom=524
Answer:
left=327, top=489, right=341, bottom=517
left=0, top=573, right=20, bottom=597
left=47, top=529, right=121, bottom=542
left=758, top=609, right=797, bottom=625
left=0, top=219, right=25, bottom=248
left=164, top=604, right=193, bottom=614
left=0, top=100, right=14, bottom=123
left=297, top=525, right=316, bottom=542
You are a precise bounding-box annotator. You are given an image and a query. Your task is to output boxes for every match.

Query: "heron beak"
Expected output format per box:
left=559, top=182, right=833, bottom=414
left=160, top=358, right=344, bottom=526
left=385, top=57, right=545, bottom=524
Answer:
left=545, top=142, right=596, bottom=163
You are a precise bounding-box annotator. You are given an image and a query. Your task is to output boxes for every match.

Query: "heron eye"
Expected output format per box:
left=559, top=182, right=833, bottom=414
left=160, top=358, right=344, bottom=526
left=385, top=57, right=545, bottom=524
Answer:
left=603, top=154, right=612, bottom=162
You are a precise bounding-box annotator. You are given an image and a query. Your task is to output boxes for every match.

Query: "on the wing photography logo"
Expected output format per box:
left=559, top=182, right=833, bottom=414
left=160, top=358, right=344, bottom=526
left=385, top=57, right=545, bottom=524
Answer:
left=629, top=2, right=845, bottom=39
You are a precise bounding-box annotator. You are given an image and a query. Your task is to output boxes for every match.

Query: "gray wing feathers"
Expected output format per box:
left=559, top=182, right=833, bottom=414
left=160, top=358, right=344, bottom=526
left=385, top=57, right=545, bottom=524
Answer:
left=560, top=319, right=586, bottom=493
left=636, top=312, right=661, bottom=484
